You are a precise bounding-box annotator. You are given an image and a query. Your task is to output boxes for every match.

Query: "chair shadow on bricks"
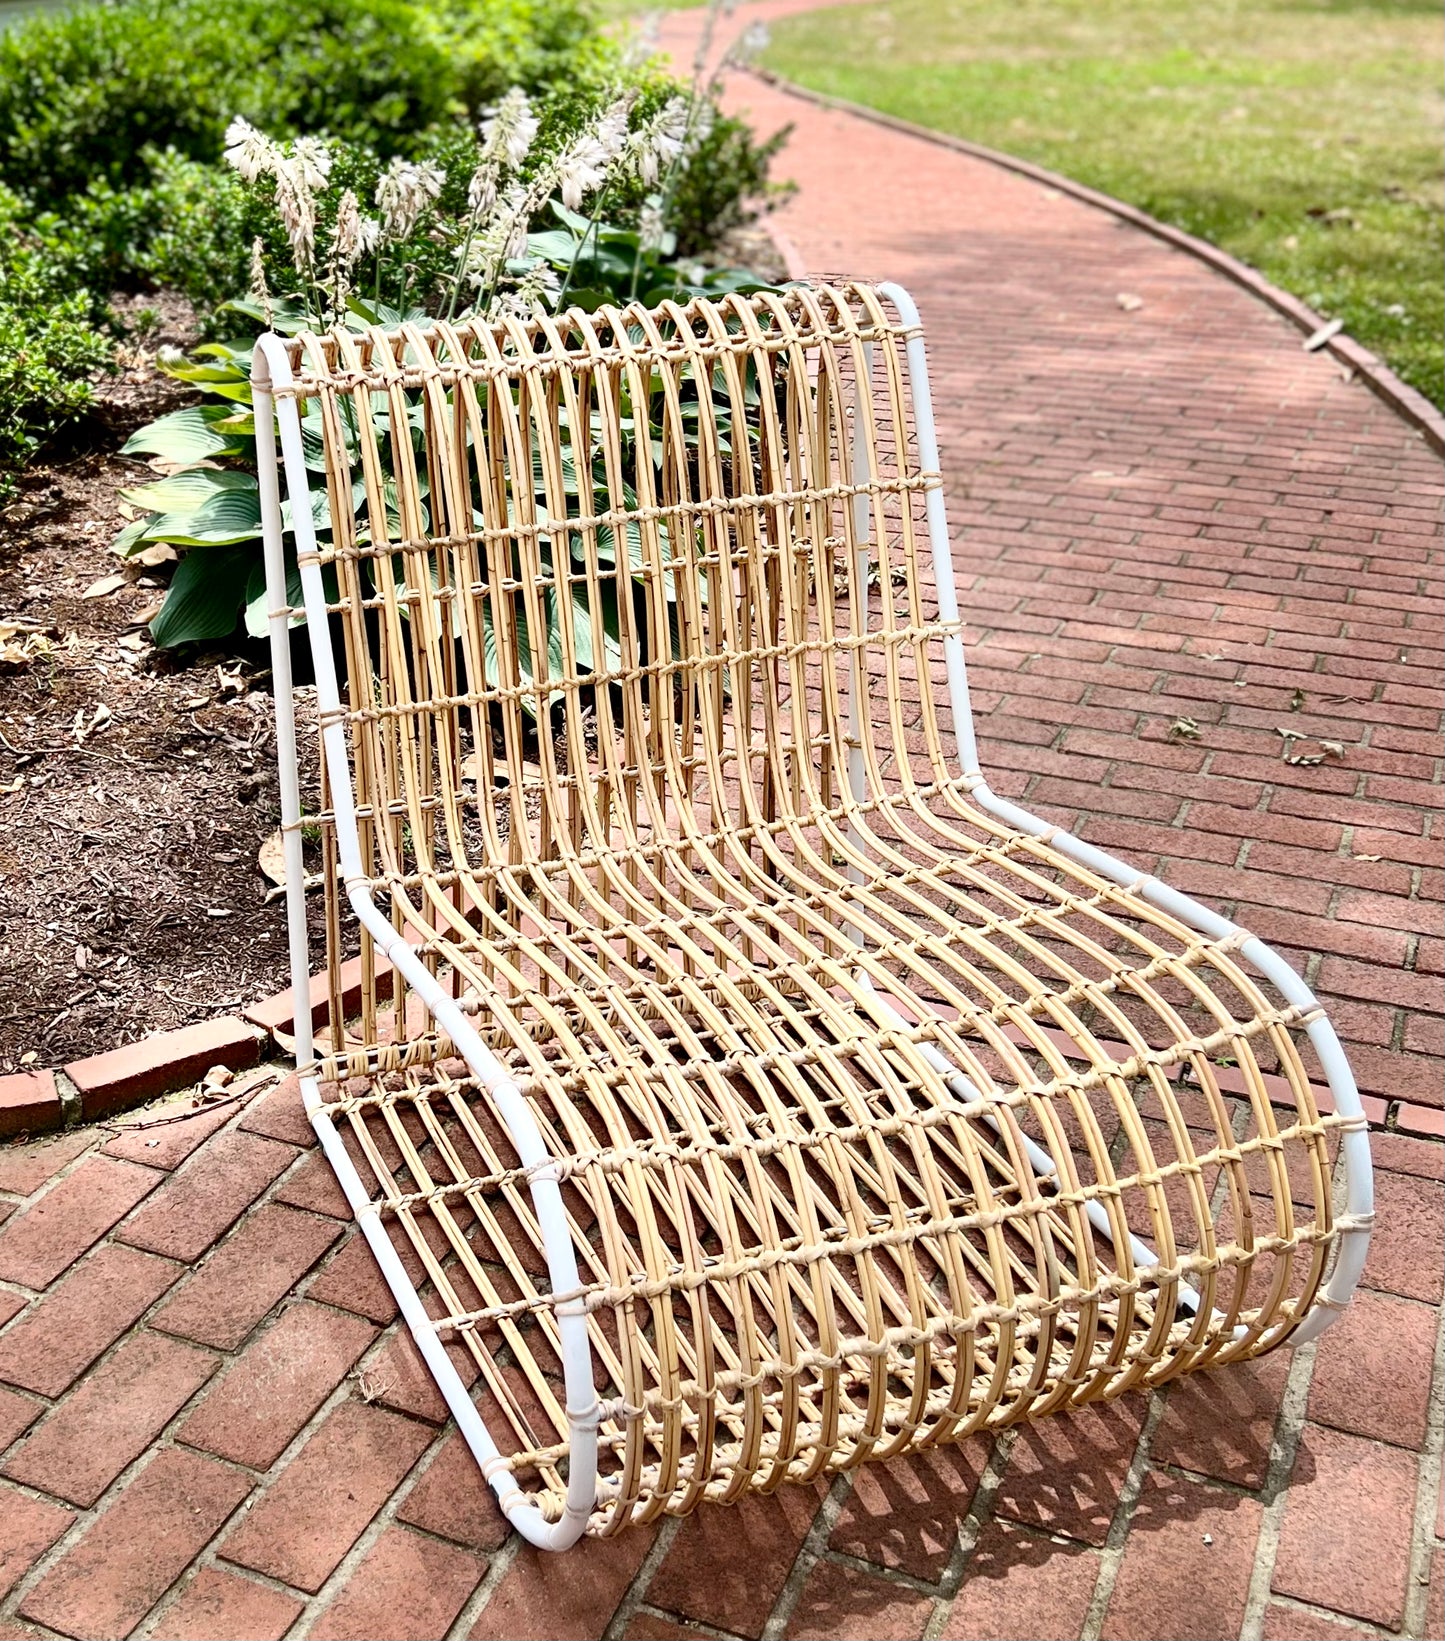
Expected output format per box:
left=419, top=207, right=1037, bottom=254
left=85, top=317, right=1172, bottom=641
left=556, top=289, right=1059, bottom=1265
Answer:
left=828, top=1439, right=993, bottom=1582
left=992, top=1400, right=1152, bottom=1548
left=787, top=1557, right=936, bottom=1640
left=1151, top=1356, right=1305, bottom=1497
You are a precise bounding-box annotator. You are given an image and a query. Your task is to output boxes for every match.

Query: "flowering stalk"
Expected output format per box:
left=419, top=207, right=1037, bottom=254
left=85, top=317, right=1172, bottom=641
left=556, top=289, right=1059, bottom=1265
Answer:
left=454, top=92, right=635, bottom=318
left=224, top=119, right=335, bottom=323
left=328, top=189, right=363, bottom=325
left=375, top=157, right=445, bottom=309
left=248, top=236, right=273, bottom=330
left=446, top=88, right=537, bottom=322
left=626, top=0, right=754, bottom=300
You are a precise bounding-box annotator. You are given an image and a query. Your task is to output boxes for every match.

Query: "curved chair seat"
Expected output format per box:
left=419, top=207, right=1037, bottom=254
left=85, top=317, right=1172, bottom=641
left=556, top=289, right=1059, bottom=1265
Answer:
left=254, top=282, right=1371, bottom=1546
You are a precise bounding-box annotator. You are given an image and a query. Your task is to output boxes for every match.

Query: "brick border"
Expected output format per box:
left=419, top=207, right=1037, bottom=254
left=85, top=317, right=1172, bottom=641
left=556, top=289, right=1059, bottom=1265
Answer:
left=749, top=65, right=1445, bottom=455
left=8, top=962, right=1437, bottom=1142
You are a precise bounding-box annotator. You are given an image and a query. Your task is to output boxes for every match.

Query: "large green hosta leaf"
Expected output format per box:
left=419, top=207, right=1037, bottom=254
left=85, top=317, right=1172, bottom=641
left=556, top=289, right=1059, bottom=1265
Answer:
left=119, top=469, right=256, bottom=515
left=158, top=354, right=253, bottom=405
left=144, top=486, right=263, bottom=547
left=109, top=514, right=153, bottom=556
left=565, top=581, right=621, bottom=677
left=122, top=405, right=252, bottom=465
left=149, top=545, right=253, bottom=647
left=113, top=471, right=261, bottom=557
left=477, top=583, right=611, bottom=717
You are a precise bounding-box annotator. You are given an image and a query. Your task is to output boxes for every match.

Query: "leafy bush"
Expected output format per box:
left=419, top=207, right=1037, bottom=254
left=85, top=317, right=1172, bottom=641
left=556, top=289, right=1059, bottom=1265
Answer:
left=0, top=189, right=114, bottom=501
left=0, top=0, right=786, bottom=311
left=30, top=150, right=252, bottom=314
left=1, top=0, right=445, bottom=200
left=670, top=113, right=793, bottom=259
left=0, top=0, right=790, bottom=514
left=419, top=0, right=616, bottom=117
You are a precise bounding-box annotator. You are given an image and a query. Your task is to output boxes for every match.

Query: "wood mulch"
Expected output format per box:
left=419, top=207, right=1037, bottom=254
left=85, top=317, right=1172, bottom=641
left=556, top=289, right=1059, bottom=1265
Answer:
left=0, top=294, right=296, bottom=1069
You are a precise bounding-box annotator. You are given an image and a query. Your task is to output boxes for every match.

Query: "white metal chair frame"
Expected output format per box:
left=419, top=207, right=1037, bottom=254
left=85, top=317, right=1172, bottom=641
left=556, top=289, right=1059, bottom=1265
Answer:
left=253, top=283, right=1373, bottom=1551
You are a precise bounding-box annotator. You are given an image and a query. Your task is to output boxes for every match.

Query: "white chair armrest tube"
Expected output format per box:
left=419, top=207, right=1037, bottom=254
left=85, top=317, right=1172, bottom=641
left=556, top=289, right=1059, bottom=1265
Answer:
left=252, top=335, right=599, bottom=1548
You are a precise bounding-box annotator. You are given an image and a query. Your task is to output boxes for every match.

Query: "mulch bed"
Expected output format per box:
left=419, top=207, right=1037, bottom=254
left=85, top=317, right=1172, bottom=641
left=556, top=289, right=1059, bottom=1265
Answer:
left=0, top=295, right=295, bottom=1070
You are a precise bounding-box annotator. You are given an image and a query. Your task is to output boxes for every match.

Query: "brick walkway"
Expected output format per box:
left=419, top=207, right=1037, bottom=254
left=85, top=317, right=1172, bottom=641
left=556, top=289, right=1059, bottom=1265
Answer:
left=0, top=5, right=1441, bottom=1637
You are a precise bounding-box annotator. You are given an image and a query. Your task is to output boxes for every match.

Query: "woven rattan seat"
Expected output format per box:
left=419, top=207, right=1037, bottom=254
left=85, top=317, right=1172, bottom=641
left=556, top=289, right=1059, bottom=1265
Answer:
left=254, top=281, right=1372, bottom=1548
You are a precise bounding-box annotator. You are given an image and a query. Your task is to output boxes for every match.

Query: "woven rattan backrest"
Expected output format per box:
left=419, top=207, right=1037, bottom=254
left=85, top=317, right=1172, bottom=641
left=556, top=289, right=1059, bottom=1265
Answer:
left=285, top=283, right=954, bottom=1065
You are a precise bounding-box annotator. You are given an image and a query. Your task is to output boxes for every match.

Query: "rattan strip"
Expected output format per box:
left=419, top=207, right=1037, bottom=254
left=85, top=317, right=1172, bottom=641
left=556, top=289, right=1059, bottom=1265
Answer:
left=288, top=281, right=1347, bottom=1535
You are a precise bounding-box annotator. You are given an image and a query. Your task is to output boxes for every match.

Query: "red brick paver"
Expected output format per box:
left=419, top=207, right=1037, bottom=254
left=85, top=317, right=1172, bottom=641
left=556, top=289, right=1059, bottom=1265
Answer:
left=150, top=1568, right=304, bottom=1641
left=0, top=4, right=1438, bottom=1636
left=65, top=1016, right=263, bottom=1120
left=218, top=1401, right=431, bottom=1592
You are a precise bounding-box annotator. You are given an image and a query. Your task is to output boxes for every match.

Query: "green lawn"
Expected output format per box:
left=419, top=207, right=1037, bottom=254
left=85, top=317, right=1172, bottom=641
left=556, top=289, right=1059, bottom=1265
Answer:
left=765, top=0, right=1443, bottom=407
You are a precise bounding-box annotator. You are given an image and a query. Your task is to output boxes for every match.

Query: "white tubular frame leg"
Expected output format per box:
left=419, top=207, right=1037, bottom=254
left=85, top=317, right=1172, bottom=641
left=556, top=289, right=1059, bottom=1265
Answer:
left=876, top=282, right=1372, bottom=1344
left=252, top=336, right=599, bottom=1550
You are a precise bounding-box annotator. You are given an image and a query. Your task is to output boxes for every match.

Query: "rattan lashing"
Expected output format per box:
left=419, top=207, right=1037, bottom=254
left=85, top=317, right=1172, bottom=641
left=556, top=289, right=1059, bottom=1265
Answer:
left=254, top=281, right=1372, bottom=1547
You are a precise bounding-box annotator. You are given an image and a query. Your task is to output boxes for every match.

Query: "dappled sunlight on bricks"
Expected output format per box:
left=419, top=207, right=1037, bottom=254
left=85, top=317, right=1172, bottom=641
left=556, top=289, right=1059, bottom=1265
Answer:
left=993, top=1400, right=1147, bottom=1547
left=785, top=1559, right=934, bottom=1640
left=940, top=1518, right=1097, bottom=1640
left=1150, top=1354, right=1292, bottom=1491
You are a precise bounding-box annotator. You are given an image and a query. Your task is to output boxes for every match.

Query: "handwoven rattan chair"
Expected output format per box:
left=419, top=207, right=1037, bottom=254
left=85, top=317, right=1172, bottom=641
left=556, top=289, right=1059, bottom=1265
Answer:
left=254, top=282, right=1372, bottom=1550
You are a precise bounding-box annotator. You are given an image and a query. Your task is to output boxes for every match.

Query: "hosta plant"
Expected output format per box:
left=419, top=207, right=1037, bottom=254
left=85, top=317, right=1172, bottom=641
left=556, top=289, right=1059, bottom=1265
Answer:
left=118, top=12, right=784, bottom=670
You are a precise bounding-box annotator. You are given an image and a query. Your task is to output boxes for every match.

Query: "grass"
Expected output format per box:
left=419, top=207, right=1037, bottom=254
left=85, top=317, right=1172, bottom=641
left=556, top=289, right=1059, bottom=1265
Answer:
left=764, top=0, right=1443, bottom=407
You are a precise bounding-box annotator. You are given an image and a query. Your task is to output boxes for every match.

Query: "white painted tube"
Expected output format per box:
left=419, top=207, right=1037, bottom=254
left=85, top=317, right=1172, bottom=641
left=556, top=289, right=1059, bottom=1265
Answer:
left=252, top=336, right=599, bottom=1548
left=255, top=377, right=316, bottom=1080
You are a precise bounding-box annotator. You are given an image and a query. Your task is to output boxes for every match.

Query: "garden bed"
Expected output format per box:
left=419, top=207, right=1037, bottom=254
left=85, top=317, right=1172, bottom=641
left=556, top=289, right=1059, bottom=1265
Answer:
left=0, top=224, right=788, bottom=1074
left=0, top=300, right=296, bottom=1069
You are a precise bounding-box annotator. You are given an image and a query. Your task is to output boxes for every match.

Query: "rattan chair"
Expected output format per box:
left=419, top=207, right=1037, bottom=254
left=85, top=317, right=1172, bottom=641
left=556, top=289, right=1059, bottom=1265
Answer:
left=254, top=282, right=1372, bottom=1550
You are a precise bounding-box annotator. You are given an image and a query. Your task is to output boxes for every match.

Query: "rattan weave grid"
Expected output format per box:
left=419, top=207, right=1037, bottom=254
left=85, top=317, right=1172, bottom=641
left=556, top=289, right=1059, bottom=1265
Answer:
left=254, top=281, right=1372, bottom=1547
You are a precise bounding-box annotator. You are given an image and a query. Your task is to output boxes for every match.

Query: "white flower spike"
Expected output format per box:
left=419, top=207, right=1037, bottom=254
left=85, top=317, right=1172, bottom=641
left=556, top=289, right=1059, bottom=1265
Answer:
left=376, top=158, right=446, bottom=243
left=222, top=117, right=277, bottom=185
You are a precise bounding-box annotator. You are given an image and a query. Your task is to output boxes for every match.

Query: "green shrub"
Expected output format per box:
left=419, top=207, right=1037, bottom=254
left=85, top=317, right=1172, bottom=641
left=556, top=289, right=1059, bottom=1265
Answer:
left=0, top=0, right=454, bottom=200
left=420, top=0, right=615, bottom=114
left=0, top=188, right=114, bottom=500
left=670, top=113, right=793, bottom=258
left=0, top=0, right=791, bottom=510
left=0, top=0, right=786, bottom=310
left=30, top=149, right=252, bottom=313
left=0, top=0, right=616, bottom=207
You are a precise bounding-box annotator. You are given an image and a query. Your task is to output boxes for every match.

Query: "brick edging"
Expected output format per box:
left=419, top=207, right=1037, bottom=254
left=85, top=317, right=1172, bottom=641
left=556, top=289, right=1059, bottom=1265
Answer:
left=5, top=966, right=1437, bottom=1142
left=749, top=65, right=1445, bottom=455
